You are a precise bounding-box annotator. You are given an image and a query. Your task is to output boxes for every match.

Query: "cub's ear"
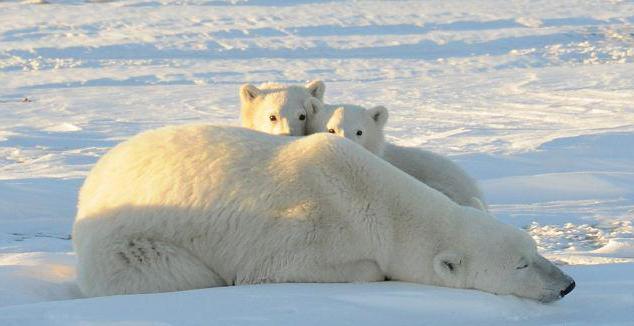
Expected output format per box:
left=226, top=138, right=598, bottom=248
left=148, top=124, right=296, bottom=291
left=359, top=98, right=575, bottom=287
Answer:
left=433, top=251, right=463, bottom=284
left=304, top=97, right=323, bottom=116
left=240, top=84, right=261, bottom=104
left=368, top=105, right=388, bottom=128
left=306, top=80, right=325, bottom=101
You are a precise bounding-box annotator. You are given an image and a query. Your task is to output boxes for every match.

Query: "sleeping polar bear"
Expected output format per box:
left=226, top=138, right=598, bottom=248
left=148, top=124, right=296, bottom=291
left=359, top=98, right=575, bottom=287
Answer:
left=73, top=125, right=575, bottom=302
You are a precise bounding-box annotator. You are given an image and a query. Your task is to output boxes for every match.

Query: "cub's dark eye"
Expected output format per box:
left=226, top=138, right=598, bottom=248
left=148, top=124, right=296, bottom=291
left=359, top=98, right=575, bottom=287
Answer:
left=299, top=114, right=306, bottom=121
left=356, top=130, right=363, bottom=136
left=516, top=264, right=529, bottom=270
left=328, top=129, right=335, bottom=134
left=269, top=115, right=277, bottom=122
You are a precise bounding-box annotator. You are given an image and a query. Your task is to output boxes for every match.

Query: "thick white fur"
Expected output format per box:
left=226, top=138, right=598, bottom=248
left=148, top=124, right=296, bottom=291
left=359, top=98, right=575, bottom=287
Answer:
left=73, top=125, right=573, bottom=302
left=307, top=103, right=486, bottom=210
left=239, top=80, right=325, bottom=136
left=382, top=144, right=486, bottom=211
left=306, top=104, right=388, bottom=156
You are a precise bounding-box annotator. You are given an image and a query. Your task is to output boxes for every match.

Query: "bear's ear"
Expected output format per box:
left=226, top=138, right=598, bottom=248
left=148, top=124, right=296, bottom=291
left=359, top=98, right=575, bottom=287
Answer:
left=368, top=106, right=388, bottom=128
left=304, top=97, right=323, bottom=116
left=306, top=80, right=325, bottom=101
left=240, top=84, right=261, bottom=104
left=433, top=251, right=464, bottom=284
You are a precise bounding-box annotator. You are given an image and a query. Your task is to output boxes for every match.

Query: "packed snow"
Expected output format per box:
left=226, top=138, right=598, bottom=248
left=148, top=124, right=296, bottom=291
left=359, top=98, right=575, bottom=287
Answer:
left=0, top=0, right=633, bottom=324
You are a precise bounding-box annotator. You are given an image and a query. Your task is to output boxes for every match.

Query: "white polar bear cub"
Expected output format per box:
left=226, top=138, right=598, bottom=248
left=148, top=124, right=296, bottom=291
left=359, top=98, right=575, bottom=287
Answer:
left=306, top=103, right=487, bottom=211
left=306, top=104, right=389, bottom=155
left=239, top=80, right=325, bottom=136
left=73, top=125, right=574, bottom=301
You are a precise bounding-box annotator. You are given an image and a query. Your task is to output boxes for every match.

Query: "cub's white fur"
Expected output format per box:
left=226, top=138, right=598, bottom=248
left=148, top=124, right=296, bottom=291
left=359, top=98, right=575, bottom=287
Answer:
left=306, top=104, right=388, bottom=156
left=307, top=103, right=486, bottom=210
left=73, top=125, right=573, bottom=302
left=239, top=80, right=324, bottom=136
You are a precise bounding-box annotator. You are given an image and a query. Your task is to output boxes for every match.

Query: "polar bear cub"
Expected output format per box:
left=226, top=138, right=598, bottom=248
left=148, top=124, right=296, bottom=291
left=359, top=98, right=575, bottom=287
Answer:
left=306, top=104, right=389, bottom=156
left=240, top=80, right=325, bottom=136
left=307, top=103, right=486, bottom=211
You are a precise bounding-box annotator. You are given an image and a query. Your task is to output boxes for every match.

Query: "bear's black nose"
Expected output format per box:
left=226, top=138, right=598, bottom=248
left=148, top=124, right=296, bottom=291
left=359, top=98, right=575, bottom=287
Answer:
left=560, top=281, right=575, bottom=297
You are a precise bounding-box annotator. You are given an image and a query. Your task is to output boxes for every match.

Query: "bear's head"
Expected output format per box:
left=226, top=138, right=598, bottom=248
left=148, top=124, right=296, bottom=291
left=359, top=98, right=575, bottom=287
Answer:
left=306, top=104, right=388, bottom=156
left=240, top=80, right=325, bottom=136
left=428, top=213, right=575, bottom=303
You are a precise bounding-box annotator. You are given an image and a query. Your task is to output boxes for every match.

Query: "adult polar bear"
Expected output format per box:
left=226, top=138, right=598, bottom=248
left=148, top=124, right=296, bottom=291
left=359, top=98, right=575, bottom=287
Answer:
left=73, top=125, right=575, bottom=302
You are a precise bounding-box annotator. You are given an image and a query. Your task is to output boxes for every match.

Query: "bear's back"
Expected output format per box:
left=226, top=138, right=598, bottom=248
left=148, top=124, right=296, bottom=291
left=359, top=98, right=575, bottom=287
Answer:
left=76, top=126, right=285, bottom=220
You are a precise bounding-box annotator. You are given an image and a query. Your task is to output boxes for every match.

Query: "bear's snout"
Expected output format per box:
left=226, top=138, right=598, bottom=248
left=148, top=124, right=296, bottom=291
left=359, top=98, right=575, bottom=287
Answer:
left=560, top=280, right=575, bottom=298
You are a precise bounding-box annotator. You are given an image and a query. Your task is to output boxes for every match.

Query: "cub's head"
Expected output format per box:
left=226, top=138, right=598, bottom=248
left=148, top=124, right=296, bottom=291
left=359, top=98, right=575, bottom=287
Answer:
left=306, top=104, right=388, bottom=156
left=239, top=80, right=325, bottom=136
left=430, top=214, right=575, bottom=303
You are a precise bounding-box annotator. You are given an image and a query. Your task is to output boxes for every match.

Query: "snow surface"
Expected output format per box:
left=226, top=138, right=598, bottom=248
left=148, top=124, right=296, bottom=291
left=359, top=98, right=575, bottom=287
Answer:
left=0, top=0, right=633, bottom=324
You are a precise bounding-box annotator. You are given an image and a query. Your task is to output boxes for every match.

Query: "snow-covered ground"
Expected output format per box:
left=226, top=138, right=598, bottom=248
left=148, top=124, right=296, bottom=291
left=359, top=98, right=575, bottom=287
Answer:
left=1, top=0, right=633, bottom=324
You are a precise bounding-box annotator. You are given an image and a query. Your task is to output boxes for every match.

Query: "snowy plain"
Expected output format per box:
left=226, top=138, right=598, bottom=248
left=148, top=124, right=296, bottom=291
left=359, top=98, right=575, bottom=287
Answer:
left=0, top=0, right=633, bottom=324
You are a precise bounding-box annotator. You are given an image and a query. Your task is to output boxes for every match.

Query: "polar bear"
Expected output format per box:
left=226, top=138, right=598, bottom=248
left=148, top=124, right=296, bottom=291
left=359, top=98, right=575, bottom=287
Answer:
left=73, top=125, right=574, bottom=302
left=306, top=103, right=486, bottom=210
left=239, top=80, right=325, bottom=136
left=306, top=104, right=389, bottom=156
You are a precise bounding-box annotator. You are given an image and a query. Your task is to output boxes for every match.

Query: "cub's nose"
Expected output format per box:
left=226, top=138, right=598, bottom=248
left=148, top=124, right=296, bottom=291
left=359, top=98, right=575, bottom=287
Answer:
left=560, top=281, right=576, bottom=298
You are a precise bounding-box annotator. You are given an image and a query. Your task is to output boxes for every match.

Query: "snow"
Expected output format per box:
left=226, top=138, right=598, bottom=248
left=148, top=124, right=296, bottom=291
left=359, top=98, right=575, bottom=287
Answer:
left=0, top=0, right=633, bottom=324
left=1, top=263, right=633, bottom=325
